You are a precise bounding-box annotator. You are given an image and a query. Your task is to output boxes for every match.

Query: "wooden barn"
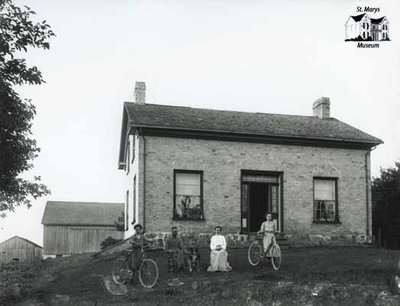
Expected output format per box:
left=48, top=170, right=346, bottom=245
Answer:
left=0, top=236, right=42, bottom=263
left=42, top=201, right=124, bottom=256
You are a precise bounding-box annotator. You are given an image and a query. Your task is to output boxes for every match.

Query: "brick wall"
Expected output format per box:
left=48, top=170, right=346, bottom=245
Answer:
left=142, top=136, right=370, bottom=241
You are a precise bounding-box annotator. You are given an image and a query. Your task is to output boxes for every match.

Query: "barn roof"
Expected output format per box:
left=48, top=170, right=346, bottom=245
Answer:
left=0, top=236, right=42, bottom=249
left=41, top=201, right=124, bottom=226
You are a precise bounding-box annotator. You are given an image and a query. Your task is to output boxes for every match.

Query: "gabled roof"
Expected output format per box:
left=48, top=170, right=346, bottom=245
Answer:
left=348, top=14, right=387, bottom=24
left=371, top=17, right=385, bottom=24
left=0, top=236, right=42, bottom=249
left=351, top=13, right=366, bottom=22
left=42, top=201, right=124, bottom=226
left=118, top=102, right=382, bottom=166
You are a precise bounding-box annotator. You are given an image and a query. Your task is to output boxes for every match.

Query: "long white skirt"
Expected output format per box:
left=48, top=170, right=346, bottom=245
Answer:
left=207, top=249, right=232, bottom=272
left=263, top=233, right=274, bottom=256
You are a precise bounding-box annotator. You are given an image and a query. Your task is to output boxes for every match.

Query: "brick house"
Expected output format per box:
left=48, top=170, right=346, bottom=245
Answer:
left=119, top=82, right=382, bottom=242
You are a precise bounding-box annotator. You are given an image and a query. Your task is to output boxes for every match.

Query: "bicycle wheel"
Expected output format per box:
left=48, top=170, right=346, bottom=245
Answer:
left=270, top=244, right=281, bottom=270
left=112, top=256, right=129, bottom=285
left=248, top=241, right=262, bottom=266
left=139, top=259, right=159, bottom=288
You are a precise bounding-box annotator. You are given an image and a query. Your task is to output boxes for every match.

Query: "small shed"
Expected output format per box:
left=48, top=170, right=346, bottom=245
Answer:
left=0, top=236, right=43, bottom=263
left=42, top=201, right=124, bottom=256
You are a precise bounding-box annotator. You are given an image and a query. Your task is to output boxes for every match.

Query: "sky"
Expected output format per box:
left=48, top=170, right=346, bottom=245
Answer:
left=1, top=0, right=399, bottom=246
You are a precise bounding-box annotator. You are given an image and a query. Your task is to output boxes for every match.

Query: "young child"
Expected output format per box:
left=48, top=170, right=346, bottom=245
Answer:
left=257, top=213, right=276, bottom=256
left=187, top=247, right=200, bottom=272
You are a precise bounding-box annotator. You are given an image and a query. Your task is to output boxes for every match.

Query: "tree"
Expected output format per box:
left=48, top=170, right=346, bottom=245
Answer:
left=0, top=0, right=54, bottom=216
left=372, top=162, right=400, bottom=248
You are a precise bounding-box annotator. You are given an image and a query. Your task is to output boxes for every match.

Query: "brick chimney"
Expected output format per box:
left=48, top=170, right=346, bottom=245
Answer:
left=313, top=97, right=330, bottom=119
left=134, top=81, right=146, bottom=104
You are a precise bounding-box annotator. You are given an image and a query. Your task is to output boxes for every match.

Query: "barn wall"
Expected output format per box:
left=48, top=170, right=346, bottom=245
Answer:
left=43, top=225, right=124, bottom=255
left=0, top=237, right=42, bottom=263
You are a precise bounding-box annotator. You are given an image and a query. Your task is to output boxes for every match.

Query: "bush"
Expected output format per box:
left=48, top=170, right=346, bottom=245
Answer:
left=372, top=162, right=400, bottom=248
left=100, top=236, right=122, bottom=250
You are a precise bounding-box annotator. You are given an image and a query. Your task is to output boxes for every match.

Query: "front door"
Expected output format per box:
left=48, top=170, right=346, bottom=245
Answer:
left=248, top=183, right=268, bottom=232
left=241, top=171, right=282, bottom=233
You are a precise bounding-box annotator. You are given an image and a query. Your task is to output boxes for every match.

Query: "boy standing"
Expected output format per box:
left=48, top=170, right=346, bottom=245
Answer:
left=165, top=226, right=186, bottom=286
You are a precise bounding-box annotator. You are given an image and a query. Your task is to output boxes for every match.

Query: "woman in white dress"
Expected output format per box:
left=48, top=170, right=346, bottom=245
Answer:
left=207, top=226, right=232, bottom=272
left=257, top=213, right=276, bottom=256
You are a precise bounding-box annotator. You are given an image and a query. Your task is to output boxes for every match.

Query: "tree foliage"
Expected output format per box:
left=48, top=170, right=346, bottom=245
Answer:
left=372, top=162, right=400, bottom=248
left=0, top=0, right=54, bottom=216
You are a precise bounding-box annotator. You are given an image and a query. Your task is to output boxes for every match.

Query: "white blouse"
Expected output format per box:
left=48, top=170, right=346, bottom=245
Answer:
left=210, top=234, right=227, bottom=251
left=260, top=221, right=275, bottom=233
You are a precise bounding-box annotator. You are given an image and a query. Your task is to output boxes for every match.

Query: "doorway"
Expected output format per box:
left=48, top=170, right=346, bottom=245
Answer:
left=241, top=171, right=282, bottom=233
left=248, top=183, right=267, bottom=232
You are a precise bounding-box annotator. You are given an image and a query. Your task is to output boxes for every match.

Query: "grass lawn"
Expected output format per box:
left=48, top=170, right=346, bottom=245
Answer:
left=12, top=246, right=400, bottom=305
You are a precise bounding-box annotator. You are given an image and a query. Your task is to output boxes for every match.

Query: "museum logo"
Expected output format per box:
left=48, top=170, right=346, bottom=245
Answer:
left=344, top=6, right=390, bottom=48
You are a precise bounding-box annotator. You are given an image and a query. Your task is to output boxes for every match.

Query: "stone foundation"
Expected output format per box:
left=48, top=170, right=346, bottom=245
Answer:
left=286, top=233, right=370, bottom=247
left=143, top=232, right=251, bottom=249
left=96, top=231, right=371, bottom=257
left=143, top=231, right=370, bottom=248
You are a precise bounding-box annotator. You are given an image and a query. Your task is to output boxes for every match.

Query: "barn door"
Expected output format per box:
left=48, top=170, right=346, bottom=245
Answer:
left=69, top=228, right=85, bottom=254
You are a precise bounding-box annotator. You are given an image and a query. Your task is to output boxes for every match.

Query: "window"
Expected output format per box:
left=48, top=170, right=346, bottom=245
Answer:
left=367, top=23, right=369, bottom=30
left=363, top=23, right=365, bottom=29
left=363, top=32, right=365, bottom=39
left=313, top=178, right=338, bottom=222
left=125, top=190, right=129, bottom=230
left=173, top=170, right=204, bottom=220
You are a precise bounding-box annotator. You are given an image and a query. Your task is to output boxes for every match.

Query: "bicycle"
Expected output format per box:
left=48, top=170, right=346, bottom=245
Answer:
left=248, top=235, right=281, bottom=270
left=112, top=245, right=159, bottom=288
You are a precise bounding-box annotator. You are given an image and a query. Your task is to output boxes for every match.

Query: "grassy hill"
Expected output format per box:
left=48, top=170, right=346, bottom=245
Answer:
left=1, top=246, right=399, bottom=305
